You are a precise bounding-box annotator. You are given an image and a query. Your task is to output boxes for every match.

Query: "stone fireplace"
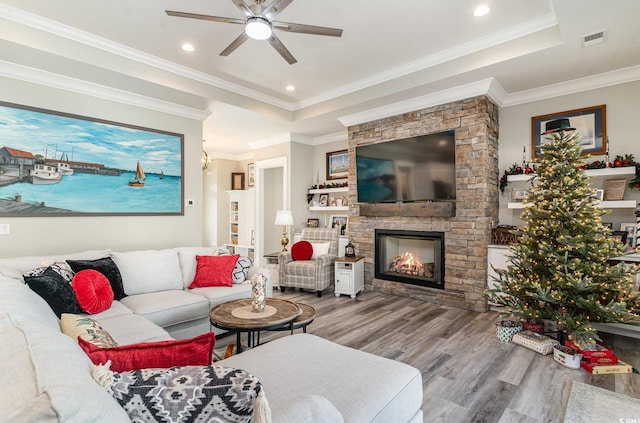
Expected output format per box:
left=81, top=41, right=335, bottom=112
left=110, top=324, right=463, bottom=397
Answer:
left=346, top=96, right=499, bottom=312
left=375, top=229, right=444, bottom=290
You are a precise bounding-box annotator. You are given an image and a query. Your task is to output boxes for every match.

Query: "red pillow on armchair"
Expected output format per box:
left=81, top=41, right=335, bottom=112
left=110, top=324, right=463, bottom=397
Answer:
left=78, top=332, right=215, bottom=372
left=291, top=241, right=313, bottom=260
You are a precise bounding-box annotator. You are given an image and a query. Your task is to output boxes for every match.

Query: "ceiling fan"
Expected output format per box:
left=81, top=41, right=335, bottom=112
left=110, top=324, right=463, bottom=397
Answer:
left=166, top=0, right=343, bottom=65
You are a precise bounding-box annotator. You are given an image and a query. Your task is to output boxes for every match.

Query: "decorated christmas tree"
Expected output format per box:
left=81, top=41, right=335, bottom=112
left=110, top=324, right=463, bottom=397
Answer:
left=486, top=123, right=640, bottom=347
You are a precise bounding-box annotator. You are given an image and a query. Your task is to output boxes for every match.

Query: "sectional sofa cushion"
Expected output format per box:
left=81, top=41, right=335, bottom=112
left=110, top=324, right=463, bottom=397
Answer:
left=176, top=246, right=218, bottom=288
left=72, top=269, right=114, bottom=314
left=111, top=249, right=183, bottom=295
left=93, top=312, right=172, bottom=345
left=189, top=254, right=240, bottom=288
left=78, top=332, right=215, bottom=372
left=67, top=257, right=127, bottom=300
left=0, top=249, right=111, bottom=281
left=24, top=267, right=83, bottom=317
left=119, top=289, right=209, bottom=328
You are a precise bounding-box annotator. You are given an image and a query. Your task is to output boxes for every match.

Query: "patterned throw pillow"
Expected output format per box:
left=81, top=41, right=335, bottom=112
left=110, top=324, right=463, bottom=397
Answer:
left=60, top=314, right=118, bottom=348
left=232, top=256, right=253, bottom=284
left=105, top=365, right=267, bottom=423
left=24, top=261, right=75, bottom=283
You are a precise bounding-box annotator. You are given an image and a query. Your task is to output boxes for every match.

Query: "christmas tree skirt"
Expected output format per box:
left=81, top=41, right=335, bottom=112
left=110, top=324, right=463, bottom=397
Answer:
left=563, top=381, right=640, bottom=423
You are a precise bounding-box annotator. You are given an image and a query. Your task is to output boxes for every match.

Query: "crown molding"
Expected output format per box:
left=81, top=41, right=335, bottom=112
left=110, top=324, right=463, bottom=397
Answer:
left=337, top=78, right=501, bottom=127
left=503, top=65, right=640, bottom=107
left=0, top=60, right=210, bottom=121
left=311, top=131, right=348, bottom=145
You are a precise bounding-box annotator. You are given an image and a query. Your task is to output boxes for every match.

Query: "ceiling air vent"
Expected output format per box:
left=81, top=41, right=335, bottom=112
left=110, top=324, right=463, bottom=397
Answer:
left=582, top=30, right=606, bottom=47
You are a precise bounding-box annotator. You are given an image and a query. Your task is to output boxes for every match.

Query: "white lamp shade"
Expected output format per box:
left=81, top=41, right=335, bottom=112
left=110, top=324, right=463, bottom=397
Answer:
left=275, top=209, right=294, bottom=226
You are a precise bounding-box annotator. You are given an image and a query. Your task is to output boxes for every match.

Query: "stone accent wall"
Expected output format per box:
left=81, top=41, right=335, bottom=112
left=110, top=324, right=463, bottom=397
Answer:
left=346, top=96, right=499, bottom=312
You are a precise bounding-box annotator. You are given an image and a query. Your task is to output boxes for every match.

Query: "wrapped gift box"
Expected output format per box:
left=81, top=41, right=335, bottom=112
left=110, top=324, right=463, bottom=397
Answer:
left=512, top=331, right=559, bottom=355
left=565, top=340, right=614, bottom=358
left=581, top=360, right=632, bottom=374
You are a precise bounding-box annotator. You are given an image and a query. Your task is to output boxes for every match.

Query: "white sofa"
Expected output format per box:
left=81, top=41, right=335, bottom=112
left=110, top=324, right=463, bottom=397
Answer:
left=0, top=247, right=423, bottom=422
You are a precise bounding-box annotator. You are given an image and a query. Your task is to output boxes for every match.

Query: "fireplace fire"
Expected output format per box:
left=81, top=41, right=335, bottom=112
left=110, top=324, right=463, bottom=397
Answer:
left=388, top=252, right=434, bottom=278
left=375, top=229, right=444, bottom=289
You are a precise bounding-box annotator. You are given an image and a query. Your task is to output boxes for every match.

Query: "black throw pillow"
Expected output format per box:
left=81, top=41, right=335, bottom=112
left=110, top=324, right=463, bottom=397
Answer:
left=24, top=267, right=83, bottom=318
left=67, top=257, right=127, bottom=300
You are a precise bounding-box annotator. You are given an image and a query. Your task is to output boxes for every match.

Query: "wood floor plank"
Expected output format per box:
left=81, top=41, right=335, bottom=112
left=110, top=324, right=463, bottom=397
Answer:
left=215, top=289, right=640, bottom=422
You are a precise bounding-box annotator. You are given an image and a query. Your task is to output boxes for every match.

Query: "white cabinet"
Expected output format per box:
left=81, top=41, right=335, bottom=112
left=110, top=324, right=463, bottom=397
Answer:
left=335, top=256, right=364, bottom=298
left=225, top=189, right=255, bottom=259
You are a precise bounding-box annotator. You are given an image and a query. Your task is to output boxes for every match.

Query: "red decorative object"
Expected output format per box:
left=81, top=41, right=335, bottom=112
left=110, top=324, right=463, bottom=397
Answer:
left=78, top=332, right=215, bottom=372
left=291, top=241, right=313, bottom=261
left=71, top=269, right=114, bottom=314
left=521, top=319, right=544, bottom=333
left=189, top=255, right=239, bottom=288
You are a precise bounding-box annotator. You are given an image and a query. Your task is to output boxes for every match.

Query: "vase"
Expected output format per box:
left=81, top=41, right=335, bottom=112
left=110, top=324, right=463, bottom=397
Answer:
left=495, top=320, right=522, bottom=343
left=251, top=274, right=266, bottom=313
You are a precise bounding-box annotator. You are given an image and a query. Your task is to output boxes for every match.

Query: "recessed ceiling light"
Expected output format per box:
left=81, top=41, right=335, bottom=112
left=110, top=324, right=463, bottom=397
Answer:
left=473, top=5, right=490, bottom=17
left=286, top=85, right=296, bottom=91
left=181, top=43, right=195, bottom=52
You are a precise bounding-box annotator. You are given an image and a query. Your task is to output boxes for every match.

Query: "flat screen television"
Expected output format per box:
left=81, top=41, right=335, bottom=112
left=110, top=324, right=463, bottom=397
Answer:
left=355, top=130, right=456, bottom=203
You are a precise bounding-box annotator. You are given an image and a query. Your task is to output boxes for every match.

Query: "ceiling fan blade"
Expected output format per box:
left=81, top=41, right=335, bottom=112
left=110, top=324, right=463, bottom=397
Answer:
left=166, top=10, right=245, bottom=25
left=230, top=0, right=255, bottom=17
left=273, top=21, right=343, bottom=37
left=267, top=34, right=297, bottom=64
left=220, top=32, right=250, bottom=56
left=262, top=0, right=294, bottom=20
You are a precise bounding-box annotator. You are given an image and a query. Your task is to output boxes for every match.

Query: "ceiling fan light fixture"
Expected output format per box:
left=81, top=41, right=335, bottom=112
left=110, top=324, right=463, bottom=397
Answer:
left=245, top=17, right=272, bottom=40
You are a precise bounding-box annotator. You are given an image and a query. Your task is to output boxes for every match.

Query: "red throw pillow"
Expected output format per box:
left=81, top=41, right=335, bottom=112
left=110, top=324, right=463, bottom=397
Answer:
left=291, top=241, right=313, bottom=260
left=78, top=332, right=216, bottom=372
left=72, top=269, right=114, bottom=314
left=189, top=255, right=240, bottom=288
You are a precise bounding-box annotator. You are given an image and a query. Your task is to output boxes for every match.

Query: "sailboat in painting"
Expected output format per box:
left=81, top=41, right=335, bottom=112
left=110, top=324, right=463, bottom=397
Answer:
left=128, top=161, right=146, bottom=187
left=160, top=169, right=164, bottom=180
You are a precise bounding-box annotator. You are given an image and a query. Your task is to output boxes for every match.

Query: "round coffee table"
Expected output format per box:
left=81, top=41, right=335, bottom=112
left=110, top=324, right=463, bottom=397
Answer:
left=210, top=298, right=302, bottom=352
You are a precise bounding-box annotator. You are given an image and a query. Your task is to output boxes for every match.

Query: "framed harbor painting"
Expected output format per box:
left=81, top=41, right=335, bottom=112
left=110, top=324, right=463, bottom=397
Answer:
left=0, top=101, right=184, bottom=216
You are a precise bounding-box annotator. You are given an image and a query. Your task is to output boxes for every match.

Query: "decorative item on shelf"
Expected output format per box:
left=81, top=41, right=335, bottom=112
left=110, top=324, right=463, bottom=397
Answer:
left=274, top=209, right=294, bottom=252
left=552, top=345, right=583, bottom=369
left=231, top=172, right=245, bottom=190
left=344, top=241, right=355, bottom=258
left=603, top=179, right=626, bottom=200
left=307, top=218, right=319, bottom=228
left=318, top=193, right=329, bottom=207
left=308, top=181, right=348, bottom=190
left=499, top=162, right=536, bottom=192
left=495, top=319, right=522, bottom=343
left=250, top=273, right=266, bottom=313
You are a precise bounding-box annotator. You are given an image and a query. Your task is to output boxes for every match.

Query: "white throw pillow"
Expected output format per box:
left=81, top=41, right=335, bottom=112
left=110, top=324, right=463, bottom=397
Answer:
left=310, top=242, right=331, bottom=259
left=111, top=249, right=183, bottom=295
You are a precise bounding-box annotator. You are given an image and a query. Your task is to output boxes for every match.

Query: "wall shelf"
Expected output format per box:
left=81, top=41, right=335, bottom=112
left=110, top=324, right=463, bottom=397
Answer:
left=507, top=166, right=636, bottom=182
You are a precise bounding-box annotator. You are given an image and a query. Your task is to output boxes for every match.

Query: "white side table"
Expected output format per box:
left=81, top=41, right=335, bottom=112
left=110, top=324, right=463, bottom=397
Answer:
left=335, top=256, right=364, bottom=298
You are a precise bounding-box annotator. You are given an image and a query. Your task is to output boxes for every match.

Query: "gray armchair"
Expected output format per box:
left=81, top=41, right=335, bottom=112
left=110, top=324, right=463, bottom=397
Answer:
left=278, top=228, right=339, bottom=297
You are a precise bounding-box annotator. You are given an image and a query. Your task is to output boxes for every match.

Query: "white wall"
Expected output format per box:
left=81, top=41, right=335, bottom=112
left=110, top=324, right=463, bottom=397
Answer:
left=498, top=80, right=640, bottom=229
left=0, top=77, right=204, bottom=257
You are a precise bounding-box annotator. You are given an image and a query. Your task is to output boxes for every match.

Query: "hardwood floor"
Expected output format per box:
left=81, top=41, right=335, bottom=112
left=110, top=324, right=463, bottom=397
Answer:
left=215, top=289, right=640, bottom=422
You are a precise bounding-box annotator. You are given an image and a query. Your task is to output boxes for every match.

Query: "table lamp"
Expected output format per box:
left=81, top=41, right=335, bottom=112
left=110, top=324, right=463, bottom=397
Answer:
left=275, top=209, right=294, bottom=252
